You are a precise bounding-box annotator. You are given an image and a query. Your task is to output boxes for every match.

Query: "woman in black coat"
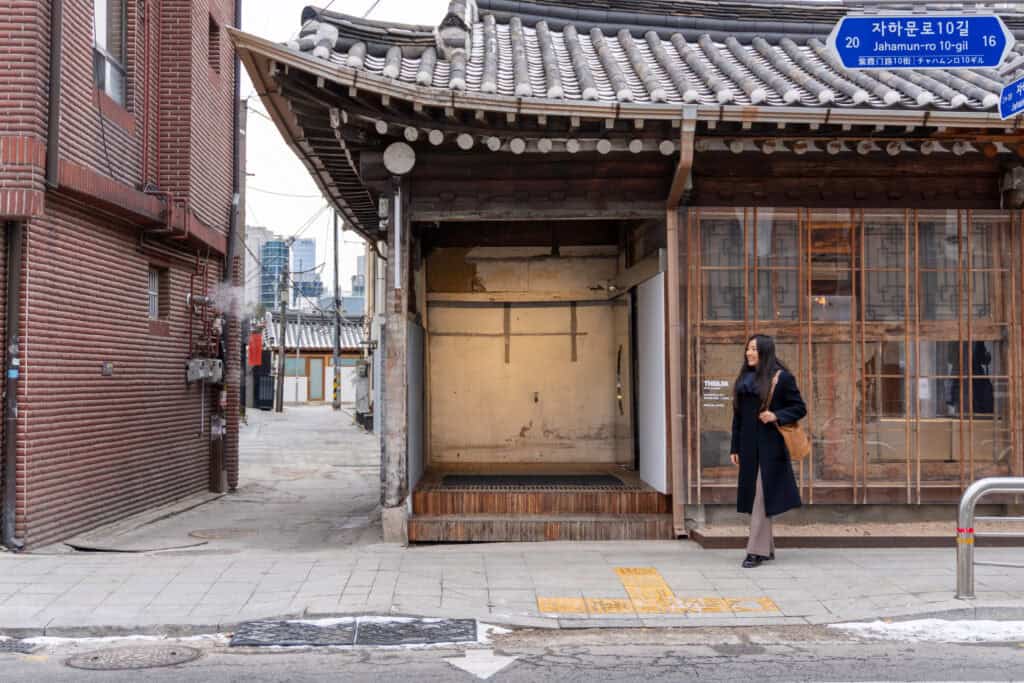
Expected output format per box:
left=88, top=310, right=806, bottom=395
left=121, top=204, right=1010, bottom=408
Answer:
left=729, top=334, right=806, bottom=568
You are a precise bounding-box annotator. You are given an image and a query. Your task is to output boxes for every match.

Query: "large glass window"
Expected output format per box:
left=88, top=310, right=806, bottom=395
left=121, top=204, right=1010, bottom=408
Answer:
left=687, top=208, right=1020, bottom=506
left=94, top=0, right=127, bottom=106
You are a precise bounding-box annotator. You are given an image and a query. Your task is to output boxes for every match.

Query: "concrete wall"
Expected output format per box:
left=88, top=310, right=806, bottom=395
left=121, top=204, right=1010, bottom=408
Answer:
left=426, top=246, right=632, bottom=465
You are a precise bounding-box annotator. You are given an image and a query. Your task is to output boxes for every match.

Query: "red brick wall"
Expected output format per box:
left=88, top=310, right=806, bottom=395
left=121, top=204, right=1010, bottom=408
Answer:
left=18, top=197, right=222, bottom=546
left=189, top=0, right=236, bottom=230
left=0, top=2, right=49, bottom=140
left=0, top=0, right=239, bottom=546
left=0, top=2, right=50, bottom=216
left=58, top=0, right=142, bottom=187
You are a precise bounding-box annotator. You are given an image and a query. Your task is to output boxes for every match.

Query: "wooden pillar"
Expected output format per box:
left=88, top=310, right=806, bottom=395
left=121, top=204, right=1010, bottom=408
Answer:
left=382, top=178, right=411, bottom=543
left=667, top=106, right=697, bottom=536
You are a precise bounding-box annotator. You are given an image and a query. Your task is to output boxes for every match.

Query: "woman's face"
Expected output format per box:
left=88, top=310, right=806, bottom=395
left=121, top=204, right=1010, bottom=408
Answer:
left=745, top=339, right=759, bottom=367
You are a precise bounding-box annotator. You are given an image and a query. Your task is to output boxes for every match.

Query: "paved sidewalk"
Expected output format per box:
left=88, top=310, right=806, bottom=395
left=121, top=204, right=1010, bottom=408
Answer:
left=1, top=541, right=1022, bottom=636
left=1, top=405, right=1022, bottom=637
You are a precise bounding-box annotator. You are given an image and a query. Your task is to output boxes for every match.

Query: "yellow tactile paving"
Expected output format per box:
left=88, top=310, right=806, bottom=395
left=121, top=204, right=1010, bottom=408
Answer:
left=536, top=567, right=780, bottom=616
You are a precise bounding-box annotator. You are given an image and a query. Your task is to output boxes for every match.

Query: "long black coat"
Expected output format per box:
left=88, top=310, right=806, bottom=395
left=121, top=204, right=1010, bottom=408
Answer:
left=730, top=369, right=806, bottom=517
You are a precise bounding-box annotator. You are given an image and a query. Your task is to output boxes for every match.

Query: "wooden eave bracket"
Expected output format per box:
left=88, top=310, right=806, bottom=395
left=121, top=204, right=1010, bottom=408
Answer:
left=667, top=105, right=698, bottom=208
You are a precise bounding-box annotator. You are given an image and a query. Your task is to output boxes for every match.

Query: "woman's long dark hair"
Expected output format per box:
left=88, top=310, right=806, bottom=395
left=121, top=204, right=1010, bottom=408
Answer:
left=733, top=334, right=790, bottom=411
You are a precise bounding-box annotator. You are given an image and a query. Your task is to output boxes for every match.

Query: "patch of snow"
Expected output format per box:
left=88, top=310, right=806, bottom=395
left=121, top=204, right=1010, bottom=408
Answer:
left=831, top=619, right=1024, bottom=643
left=24, top=633, right=229, bottom=647
left=286, top=617, right=355, bottom=627
left=477, top=623, right=512, bottom=644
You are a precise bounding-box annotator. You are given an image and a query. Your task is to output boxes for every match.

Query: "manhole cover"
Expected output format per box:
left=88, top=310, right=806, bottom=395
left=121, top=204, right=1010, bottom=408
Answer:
left=0, top=640, right=36, bottom=654
left=66, top=645, right=202, bottom=671
left=189, top=528, right=258, bottom=540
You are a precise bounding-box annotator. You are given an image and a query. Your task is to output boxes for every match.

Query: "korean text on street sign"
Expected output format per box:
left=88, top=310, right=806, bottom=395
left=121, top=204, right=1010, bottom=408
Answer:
left=827, top=14, right=1014, bottom=70
left=1000, top=74, right=1024, bottom=120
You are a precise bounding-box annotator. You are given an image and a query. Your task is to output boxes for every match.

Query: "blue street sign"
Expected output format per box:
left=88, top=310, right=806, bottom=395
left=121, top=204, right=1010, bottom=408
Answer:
left=1000, top=75, right=1024, bottom=119
left=827, top=14, right=1014, bottom=70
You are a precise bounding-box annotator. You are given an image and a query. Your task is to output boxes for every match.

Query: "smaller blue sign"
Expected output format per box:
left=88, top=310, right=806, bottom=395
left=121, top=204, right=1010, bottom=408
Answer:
left=1000, top=75, right=1024, bottom=119
left=828, top=14, right=1014, bottom=70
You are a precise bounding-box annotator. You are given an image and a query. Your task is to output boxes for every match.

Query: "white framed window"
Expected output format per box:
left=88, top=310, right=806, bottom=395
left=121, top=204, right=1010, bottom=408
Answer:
left=93, top=0, right=127, bottom=106
left=148, top=267, right=160, bottom=320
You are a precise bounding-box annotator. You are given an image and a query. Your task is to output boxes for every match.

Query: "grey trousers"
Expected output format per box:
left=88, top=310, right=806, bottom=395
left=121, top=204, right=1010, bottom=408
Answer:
left=746, top=469, right=775, bottom=557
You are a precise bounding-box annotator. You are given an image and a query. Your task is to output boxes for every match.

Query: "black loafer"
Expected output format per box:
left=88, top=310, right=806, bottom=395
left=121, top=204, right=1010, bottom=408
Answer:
left=742, top=554, right=763, bottom=568
left=767, top=551, right=775, bottom=561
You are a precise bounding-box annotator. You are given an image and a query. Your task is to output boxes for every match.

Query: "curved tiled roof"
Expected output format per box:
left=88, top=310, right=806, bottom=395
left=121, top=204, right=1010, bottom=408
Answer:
left=264, top=313, right=364, bottom=352
left=289, top=1, right=1023, bottom=113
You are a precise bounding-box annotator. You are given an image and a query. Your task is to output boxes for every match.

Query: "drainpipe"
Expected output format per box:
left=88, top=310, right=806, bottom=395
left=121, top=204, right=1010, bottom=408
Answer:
left=45, top=0, right=64, bottom=188
left=3, top=222, right=25, bottom=551
left=218, top=0, right=243, bottom=492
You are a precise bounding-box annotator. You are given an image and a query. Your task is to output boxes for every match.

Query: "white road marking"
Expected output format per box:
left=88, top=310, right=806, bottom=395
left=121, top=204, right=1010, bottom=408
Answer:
left=445, top=649, right=519, bottom=680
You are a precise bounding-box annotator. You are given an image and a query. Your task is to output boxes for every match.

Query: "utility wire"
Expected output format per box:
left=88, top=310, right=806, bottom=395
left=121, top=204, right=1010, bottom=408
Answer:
left=249, top=186, right=323, bottom=199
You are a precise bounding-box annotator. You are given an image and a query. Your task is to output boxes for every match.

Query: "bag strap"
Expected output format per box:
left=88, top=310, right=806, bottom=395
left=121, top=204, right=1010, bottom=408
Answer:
left=761, top=370, right=782, bottom=411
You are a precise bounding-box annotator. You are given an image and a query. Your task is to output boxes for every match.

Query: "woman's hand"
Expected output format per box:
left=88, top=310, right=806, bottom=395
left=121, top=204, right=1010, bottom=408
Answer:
left=759, top=410, right=778, bottom=424
left=729, top=453, right=739, bottom=467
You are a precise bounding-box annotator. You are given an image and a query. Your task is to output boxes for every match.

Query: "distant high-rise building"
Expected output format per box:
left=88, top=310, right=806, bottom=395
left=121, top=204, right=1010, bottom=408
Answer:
left=351, top=254, right=366, bottom=296
left=291, top=238, right=323, bottom=309
left=260, top=240, right=289, bottom=309
left=244, top=226, right=279, bottom=311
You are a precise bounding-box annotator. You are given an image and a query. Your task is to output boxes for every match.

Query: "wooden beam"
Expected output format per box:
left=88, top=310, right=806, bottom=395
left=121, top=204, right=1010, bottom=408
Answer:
left=410, top=198, right=666, bottom=222
left=426, top=291, right=610, bottom=303
left=666, top=106, right=697, bottom=535
left=667, top=106, right=698, bottom=208
left=383, top=179, right=411, bottom=542
left=666, top=207, right=685, bottom=535
left=610, top=249, right=664, bottom=295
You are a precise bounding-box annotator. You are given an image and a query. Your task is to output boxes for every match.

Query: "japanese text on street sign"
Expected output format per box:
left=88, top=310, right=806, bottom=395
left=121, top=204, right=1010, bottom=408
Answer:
left=827, top=14, right=1014, bottom=70
left=1000, top=74, right=1024, bottom=120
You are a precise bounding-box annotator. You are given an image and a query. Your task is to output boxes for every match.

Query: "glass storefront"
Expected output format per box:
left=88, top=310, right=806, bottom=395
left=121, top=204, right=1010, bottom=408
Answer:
left=684, top=208, right=1022, bottom=504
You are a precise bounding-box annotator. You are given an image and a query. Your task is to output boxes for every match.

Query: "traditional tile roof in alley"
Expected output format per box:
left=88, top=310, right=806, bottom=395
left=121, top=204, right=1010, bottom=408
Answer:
left=287, top=0, right=1023, bottom=111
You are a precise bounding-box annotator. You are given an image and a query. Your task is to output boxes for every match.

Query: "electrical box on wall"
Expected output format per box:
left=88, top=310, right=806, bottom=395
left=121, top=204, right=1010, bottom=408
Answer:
left=186, top=358, right=223, bottom=384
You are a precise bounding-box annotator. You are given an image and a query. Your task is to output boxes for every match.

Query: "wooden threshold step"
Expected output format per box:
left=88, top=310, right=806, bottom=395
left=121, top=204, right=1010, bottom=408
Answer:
left=408, top=513, right=674, bottom=543
left=412, top=488, right=669, bottom=516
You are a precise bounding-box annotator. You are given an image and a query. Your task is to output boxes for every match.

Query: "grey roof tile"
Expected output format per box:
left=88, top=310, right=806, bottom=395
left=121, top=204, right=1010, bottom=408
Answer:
left=264, top=314, right=364, bottom=352
left=293, top=2, right=1024, bottom=113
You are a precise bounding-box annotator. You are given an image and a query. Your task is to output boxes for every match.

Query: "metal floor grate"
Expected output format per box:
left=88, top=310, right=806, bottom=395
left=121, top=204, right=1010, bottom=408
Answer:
left=439, top=474, right=628, bottom=489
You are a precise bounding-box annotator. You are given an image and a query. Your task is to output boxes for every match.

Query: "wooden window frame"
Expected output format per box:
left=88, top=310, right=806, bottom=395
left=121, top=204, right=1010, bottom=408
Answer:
left=686, top=207, right=1023, bottom=506
left=93, top=0, right=128, bottom=107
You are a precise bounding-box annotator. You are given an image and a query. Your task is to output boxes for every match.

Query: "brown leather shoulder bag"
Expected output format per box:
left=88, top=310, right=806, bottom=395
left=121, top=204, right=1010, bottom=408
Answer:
left=764, top=371, right=811, bottom=462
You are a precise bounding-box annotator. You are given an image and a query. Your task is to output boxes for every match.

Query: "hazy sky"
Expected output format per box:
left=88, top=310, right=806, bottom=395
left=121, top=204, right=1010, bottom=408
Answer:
left=240, top=1, right=448, bottom=295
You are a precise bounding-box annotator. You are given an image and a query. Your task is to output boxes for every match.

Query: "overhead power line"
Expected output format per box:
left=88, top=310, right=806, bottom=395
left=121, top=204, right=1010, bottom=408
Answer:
left=248, top=186, right=323, bottom=199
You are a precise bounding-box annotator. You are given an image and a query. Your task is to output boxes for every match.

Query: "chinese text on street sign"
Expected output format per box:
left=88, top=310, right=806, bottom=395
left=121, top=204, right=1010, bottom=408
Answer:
left=1000, top=74, right=1024, bottom=120
left=828, top=14, right=1013, bottom=70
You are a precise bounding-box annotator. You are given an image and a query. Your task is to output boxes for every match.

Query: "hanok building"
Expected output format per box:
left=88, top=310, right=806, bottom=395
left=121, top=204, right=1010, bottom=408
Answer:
left=232, top=0, right=1024, bottom=543
left=262, top=312, right=365, bottom=405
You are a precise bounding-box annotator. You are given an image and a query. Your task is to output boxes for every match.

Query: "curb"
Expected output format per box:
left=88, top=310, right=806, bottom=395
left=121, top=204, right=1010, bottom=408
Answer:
left=688, top=528, right=1024, bottom=549
left=4, top=605, right=1023, bottom=640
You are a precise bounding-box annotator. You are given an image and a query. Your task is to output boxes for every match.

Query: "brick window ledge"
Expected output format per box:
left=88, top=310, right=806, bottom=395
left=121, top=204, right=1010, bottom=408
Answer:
left=149, top=319, right=171, bottom=337
left=96, top=90, right=135, bottom=134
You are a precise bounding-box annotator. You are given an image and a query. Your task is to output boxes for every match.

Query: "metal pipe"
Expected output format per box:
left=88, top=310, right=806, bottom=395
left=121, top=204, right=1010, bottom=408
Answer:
left=275, top=259, right=288, bottom=413
left=956, top=476, right=1024, bottom=599
left=45, top=0, right=63, bottom=188
left=3, top=222, right=25, bottom=551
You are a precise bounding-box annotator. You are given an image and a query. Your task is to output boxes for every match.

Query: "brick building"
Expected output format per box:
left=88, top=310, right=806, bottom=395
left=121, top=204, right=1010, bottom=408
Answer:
left=0, top=0, right=241, bottom=549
